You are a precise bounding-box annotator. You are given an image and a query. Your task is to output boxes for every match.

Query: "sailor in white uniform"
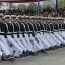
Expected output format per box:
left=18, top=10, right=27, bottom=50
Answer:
left=36, top=22, right=52, bottom=49
left=17, top=16, right=34, bottom=54
left=27, top=21, right=47, bottom=53
left=35, top=22, right=52, bottom=49
left=0, top=15, right=14, bottom=61
left=4, top=15, right=23, bottom=58
left=58, top=23, right=65, bottom=39
left=53, top=23, right=65, bottom=46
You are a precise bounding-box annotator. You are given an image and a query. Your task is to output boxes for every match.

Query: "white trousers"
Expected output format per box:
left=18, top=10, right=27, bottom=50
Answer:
left=54, top=32, right=65, bottom=45
left=35, top=34, right=45, bottom=49
left=24, top=33, right=34, bottom=52
left=44, top=33, right=55, bottom=47
left=59, top=31, right=65, bottom=39
left=0, top=35, right=14, bottom=55
left=19, top=34, right=33, bottom=52
left=0, top=49, right=2, bottom=56
left=47, top=33, right=57, bottom=46
left=13, top=34, right=27, bottom=52
left=0, top=35, right=9, bottom=50
left=40, top=32, right=52, bottom=48
left=0, top=40, right=10, bottom=55
left=50, top=33, right=61, bottom=46
left=62, top=31, right=65, bottom=36
left=14, top=47, right=20, bottom=57
left=7, top=35, right=23, bottom=55
left=29, top=34, right=41, bottom=52
left=37, top=33, right=51, bottom=48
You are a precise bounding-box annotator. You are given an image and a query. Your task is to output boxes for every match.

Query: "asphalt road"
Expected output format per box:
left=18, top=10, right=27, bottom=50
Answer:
left=0, top=47, right=65, bottom=65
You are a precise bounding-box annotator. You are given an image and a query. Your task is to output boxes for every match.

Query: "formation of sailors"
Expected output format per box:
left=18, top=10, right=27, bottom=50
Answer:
left=0, top=15, right=65, bottom=61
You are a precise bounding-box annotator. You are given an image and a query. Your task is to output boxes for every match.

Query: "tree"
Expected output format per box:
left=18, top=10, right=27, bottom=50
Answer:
left=27, top=3, right=38, bottom=14
left=58, top=0, right=65, bottom=9
left=49, top=0, right=56, bottom=8
left=17, top=4, right=26, bottom=12
left=9, top=3, right=16, bottom=9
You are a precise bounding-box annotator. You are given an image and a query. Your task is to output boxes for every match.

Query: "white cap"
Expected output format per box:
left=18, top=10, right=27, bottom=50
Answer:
left=11, top=15, right=16, bottom=19
left=3, top=15, right=10, bottom=19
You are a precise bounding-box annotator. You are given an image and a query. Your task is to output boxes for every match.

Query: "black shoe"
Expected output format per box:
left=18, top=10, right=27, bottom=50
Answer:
left=41, top=49, right=47, bottom=53
left=20, top=54, right=26, bottom=57
left=63, top=44, right=65, bottom=47
left=45, top=48, right=48, bottom=50
left=29, top=51, right=33, bottom=55
left=25, top=51, right=31, bottom=56
left=22, top=51, right=27, bottom=56
left=26, top=51, right=33, bottom=56
left=7, top=55, right=15, bottom=61
left=15, top=56, right=20, bottom=58
left=60, top=44, right=64, bottom=48
left=49, top=47, right=55, bottom=50
left=54, top=45, right=59, bottom=49
left=1, top=55, right=15, bottom=61
left=37, top=51, right=40, bottom=54
left=1, top=55, right=6, bottom=61
left=31, top=52, right=38, bottom=56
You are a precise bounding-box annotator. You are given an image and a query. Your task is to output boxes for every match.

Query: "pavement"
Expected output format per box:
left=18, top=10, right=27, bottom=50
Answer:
left=0, top=47, right=65, bottom=65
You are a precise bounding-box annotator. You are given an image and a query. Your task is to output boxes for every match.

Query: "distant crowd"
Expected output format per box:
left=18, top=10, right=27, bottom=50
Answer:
left=0, top=7, right=65, bottom=17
